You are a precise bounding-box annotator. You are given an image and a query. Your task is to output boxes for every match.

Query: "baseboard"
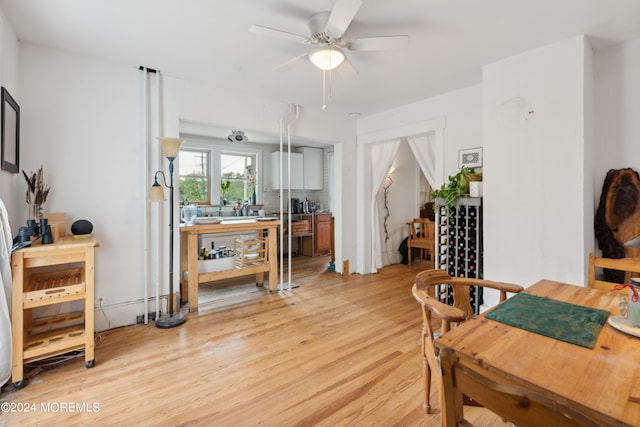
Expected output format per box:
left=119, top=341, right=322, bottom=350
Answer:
left=136, top=311, right=158, bottom=324
left=94, top=296, right=167, bottom=332
left=383, top=250, right=401, bottom=266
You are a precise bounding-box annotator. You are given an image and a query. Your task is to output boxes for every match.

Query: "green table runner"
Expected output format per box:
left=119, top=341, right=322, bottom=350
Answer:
left=485, top=293, right=610, bottom=349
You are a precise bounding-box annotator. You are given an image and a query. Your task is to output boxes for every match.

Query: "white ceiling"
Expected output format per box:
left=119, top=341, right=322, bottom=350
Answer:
left=1, top=0, right=639, bottom=143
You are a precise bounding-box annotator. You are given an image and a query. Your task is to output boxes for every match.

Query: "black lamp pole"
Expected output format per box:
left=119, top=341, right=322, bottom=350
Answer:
left=154, top=155, right=186, bottom=328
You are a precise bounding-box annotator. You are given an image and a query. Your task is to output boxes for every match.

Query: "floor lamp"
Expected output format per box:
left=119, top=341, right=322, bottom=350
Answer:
left=150, top=137, right=186, bottom=328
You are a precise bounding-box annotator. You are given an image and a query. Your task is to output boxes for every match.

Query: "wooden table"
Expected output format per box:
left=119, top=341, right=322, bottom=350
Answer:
left=436, top=279, right=640, bottom=426
left=180, top=219, right=279, bottom=313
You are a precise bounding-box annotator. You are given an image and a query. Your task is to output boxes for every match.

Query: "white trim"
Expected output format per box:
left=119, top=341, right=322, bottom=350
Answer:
left=355, top=142, right=368, bottom=274
left=357, top=116, right=446, bottom=145
left=333, top=145, right=343, bottom=274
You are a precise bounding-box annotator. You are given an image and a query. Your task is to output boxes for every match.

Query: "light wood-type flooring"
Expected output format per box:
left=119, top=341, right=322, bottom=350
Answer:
left=1, top=256, right=510, bottom=426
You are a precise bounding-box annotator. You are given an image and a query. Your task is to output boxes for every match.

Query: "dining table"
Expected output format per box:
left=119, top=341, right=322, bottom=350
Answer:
left=435, top=279, right=640, bottom=426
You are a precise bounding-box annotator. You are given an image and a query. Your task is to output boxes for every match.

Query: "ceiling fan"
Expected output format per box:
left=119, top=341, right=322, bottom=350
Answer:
left=249, top=0, right=409, bottom=88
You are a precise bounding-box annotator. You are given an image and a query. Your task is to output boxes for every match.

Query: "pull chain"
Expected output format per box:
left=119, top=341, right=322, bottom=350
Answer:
left=329, top=68, right=333, bottom=101
left=322, top=69, right=326, bottom=110
left=321, top=69, right=333, bottom=110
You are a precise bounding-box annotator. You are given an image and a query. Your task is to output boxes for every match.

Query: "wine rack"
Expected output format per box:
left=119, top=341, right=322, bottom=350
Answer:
left=234, top=236, right=268, bottom=268
left=435, top=197, right=483, bottom=314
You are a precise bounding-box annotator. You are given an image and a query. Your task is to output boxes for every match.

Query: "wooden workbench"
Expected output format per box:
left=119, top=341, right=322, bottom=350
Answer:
left=180, top=219, right=279, bottom=313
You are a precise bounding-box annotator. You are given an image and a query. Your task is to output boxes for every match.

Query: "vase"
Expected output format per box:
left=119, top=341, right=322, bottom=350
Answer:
left=28, top=203, right=44, bottom=222
left=470, top=181, right=483, bottom=197
left=251, top=191, right=256, bottom=205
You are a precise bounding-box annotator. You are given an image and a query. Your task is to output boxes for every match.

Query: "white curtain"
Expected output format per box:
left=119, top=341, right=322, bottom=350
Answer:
left=0, top=198, right=13, bottom=386
left=355, top=117, right=445, bottom=275
left=370, top=140, right=401, bottom=272
left=407, top=132, right=437, bottom=189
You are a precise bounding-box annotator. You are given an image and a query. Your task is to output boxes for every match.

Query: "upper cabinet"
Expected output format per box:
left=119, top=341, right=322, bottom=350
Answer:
left=300, top=147, right=323, bottom=190
left=271, top=151, right=303, bottom=190
left=270, top=148, right=324, bottom=190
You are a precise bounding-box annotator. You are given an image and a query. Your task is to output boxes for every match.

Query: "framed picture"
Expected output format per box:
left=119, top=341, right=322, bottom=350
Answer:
left=458, top=147, right=482, bottom=169
left=1, top=87, right=19, bottom=173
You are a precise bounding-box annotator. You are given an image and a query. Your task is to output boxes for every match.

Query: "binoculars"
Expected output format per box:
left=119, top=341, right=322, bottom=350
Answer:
left=13, top=218, right=54, bottom=246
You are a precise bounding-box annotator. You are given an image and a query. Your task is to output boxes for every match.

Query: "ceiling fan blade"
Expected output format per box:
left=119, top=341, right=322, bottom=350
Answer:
left=273, top=53, right=309, bottom=72
left=249, top=24, right=311, bottom=45
left=336, top=57, right=358, bottom=78
left=326, top=0, right=363, bottom=37
left=347, top=35, right=409, bottom=51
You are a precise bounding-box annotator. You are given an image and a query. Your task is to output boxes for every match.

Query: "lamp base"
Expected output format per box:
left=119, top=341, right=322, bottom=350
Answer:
left=155, top=312, right=186, bottom=329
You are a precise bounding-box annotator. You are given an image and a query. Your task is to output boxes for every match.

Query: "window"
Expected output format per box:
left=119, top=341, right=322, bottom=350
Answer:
left=179, top=149, right=210, bottom=204
left=221, top=153, right=256, bottom=204
left=178, top=139, right=260, bottom=206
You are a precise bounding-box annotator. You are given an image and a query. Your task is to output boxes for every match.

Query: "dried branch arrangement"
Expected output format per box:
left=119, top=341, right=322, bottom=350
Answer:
left=23, top=165, right=50, bottom=221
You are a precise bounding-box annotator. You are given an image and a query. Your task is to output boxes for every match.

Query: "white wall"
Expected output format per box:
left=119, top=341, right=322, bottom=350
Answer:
left=483, top=36, right=594, bottom=300
left=594, top=38, right=640, bottom=210
left=358, top=85, right=482, bottom=181
left=19, top=44, right=144, bottom=328
left=336, top=139, right=357, bottom=273
left=0, top=10, right=20, bottom=233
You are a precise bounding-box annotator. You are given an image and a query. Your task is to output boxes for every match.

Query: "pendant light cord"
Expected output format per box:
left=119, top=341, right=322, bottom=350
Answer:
left=322, top=69, right=334, bottom=110
left=322, top=70, right=327, bottom=110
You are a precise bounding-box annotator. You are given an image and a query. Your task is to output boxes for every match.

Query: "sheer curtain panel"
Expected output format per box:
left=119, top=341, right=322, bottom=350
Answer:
left=407, top=132, right=438, bottom=190
left=369, top=140, right=401, bottom=272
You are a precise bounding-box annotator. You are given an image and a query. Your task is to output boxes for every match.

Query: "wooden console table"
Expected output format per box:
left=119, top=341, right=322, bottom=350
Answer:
left=11, top=236, right=99, bottom=388
left=180, top=219, right=279, bottom=313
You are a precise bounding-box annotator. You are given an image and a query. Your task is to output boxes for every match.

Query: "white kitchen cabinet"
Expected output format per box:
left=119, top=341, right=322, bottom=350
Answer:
left=300, top=147, right=323, bottom=190
left=271, top=151, right=303, bottom=190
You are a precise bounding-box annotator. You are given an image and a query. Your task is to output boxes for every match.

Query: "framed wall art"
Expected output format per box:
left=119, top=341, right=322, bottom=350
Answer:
left=1, top=87, right=20, bottom=173
left=458, top=147, right=482, bottom=169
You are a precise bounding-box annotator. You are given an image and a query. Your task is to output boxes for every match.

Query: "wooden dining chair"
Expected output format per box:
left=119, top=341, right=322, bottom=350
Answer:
left=411, top=269, right=523, bottom=415
left=587, top=252, right=640, bottom=295
left=439, top=346, right=601, bottom=427
left=407, top=218, right=436, bottom=266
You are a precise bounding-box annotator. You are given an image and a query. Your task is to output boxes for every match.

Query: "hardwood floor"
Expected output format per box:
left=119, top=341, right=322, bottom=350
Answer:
left=1, top=257, right=509, bottom=426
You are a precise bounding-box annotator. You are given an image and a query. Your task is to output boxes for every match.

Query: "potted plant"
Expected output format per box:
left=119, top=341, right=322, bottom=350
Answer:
left=220, top=180, right=231, bottom=205
left=431, top=166, right=477, bottom=215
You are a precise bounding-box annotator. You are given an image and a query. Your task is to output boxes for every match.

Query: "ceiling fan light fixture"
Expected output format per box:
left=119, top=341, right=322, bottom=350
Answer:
left=309, top=46, right=345, bottom=71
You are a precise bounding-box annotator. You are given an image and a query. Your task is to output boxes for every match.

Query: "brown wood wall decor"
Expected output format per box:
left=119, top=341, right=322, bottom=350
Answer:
left=594, top=168, right=640, bottom=282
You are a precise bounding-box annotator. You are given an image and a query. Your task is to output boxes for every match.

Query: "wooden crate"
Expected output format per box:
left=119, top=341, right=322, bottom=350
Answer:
left=291, top=220, right=310, bottom=235
left=234, top=237, right=268, bottom=268
left=24, top=268, right=85, bottom=308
